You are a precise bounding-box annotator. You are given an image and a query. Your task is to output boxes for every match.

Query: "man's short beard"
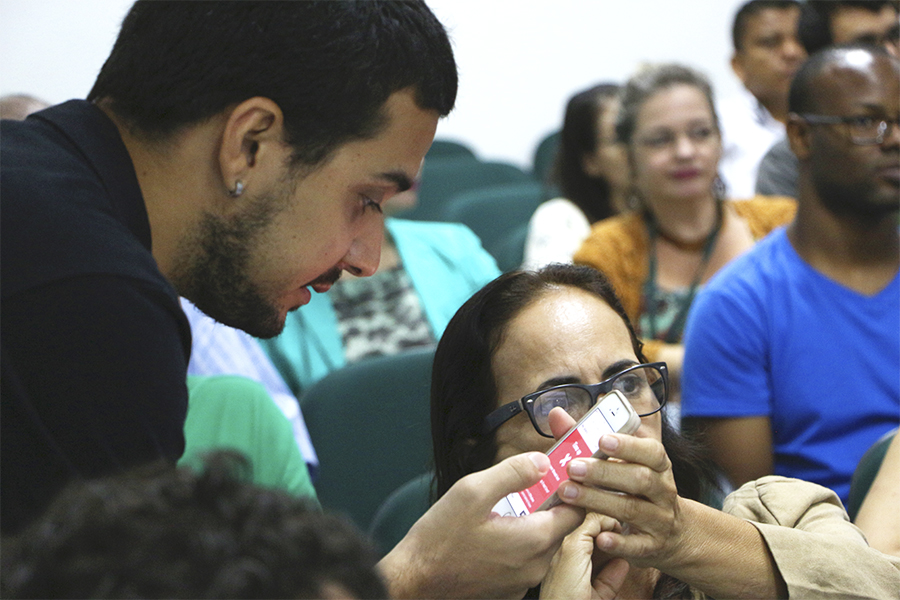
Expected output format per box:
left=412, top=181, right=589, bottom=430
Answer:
left=174, top=195, right=286, bottom=339
left=814, top=176, right=900, bottom=222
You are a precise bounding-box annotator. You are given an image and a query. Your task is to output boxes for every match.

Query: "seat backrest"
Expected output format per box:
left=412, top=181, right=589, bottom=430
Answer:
left=396, top=158, right=531, bottom=222
left=847, top=428, right=897, bottom=520
left=368, top=472, right=433, bottom=557
left=426, top=138, right=478, bottom=161
left=441, top=180, right=544, bottom=271
left=298, top=347, right=435, bottom=531
left=531, top=130, right=560, bottom=186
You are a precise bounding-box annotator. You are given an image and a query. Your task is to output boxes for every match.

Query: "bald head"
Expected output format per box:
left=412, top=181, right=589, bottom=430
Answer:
left=787, top=43, right=899, bottom=219
left=789, top=44, right=900, bottom=115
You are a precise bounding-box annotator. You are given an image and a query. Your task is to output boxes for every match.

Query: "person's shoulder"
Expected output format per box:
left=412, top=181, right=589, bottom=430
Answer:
left=731, top=197, right=797, bottom=239
left=703, top=227, right=790, bottom=298
left=188, top=374, right=272, bottom=409
left=387, top=217, right=475, bottom=239
left=387, top=217, right=495, bottom=265
left=587, top=210, right=642, bottom=236
left=534, top=197, right=582, bottom=216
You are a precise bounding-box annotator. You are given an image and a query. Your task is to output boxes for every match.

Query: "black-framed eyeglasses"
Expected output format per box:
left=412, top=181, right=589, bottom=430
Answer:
left=484, top=362, right=668, bottom=438
left=798, top=113, right=899, bottom=146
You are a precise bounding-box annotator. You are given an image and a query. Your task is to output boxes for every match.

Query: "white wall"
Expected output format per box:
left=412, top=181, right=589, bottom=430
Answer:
left=0, top=0, right=747, bottom=170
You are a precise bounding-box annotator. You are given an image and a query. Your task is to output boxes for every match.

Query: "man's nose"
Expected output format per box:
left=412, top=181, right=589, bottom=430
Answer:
left=338, top=220, right=383, bottom=277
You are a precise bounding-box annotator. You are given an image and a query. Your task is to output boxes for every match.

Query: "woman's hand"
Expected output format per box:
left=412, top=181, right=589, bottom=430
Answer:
left=556, top=432, right=687, bottom=570
left=540, top=512, right=630, bottom=600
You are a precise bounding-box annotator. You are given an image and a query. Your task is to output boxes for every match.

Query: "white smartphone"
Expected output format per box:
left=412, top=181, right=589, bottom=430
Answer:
left=491, top=389, right=641, bottom=517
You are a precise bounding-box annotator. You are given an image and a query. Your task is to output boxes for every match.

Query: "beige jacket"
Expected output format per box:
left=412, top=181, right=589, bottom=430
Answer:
left=721, top=476, right=900, bottom=599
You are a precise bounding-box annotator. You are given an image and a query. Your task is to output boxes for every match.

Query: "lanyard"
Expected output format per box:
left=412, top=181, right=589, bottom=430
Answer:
left=643, top=200, right=723, bottom=344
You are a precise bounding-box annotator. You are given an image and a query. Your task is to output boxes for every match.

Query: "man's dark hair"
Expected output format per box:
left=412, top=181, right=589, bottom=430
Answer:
left=798, top=1, right=900, bottom=54
left=732, top=0, right=801, bottom=52
left=88, top=0, right=458, bottom=167
left=789, top=42, right=895, bottom=114
left=0, top=452, right=387, bottom=599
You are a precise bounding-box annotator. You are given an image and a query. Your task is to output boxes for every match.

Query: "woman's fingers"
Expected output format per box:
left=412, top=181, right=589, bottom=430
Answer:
left=591, top=558, right=630, bottom=600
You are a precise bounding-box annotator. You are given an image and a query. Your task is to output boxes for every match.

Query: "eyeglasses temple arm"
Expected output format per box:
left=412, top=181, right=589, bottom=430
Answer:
left=483, top=401, right=524, bottom=434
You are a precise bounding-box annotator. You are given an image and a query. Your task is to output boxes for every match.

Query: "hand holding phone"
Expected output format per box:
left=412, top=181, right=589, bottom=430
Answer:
left=492, top=390, right=641, bottom=517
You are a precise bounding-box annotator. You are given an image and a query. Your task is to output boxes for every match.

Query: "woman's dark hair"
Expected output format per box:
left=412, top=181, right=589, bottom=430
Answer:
left=550, top=83, right=622, bottom=223
left=88, top=0, right=458, bottom=168
left=430, top=264, right=717, bottom=504
left=431, top=264, right=719, bottom=599
left=1, top=451, right=386, bottom=599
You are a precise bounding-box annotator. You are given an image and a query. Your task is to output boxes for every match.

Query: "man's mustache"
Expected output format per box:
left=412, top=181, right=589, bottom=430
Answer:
left=310, top=267, right=342, bottom=287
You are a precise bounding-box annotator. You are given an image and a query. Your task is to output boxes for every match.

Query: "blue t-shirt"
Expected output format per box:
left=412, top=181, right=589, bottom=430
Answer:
left=682, top=228, right=900, bottom=505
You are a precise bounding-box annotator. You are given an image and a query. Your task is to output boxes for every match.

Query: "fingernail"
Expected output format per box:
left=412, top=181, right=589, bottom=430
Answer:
left=600, top=435, right=619, bottom=452
left=530, top=452, right=550, bottom=473
left=568, top=460, right=587, bottom=478
left=561, top=483, right=578, bottom=499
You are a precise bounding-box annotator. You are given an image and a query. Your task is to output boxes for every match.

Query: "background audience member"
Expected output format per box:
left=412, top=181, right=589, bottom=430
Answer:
left=521, top=83, right=629, bottom=270
left=717, top=0, right=806, bottom=199
left=262, top=187, right=500, bottom=396
left=181, top=298, right=319, bottom=477
left=430, top=264, right=900, bottom=599
left=179, top=375, right=317, bottom=499
left=0, top=94, right=49, bottom=120
left=756, top=0, right=900, bottom=197
left=682, top=45, right=900, bottom=506
left=573, top=64, right=795, bottom=405
left=0, top=452, right=384, bottom=599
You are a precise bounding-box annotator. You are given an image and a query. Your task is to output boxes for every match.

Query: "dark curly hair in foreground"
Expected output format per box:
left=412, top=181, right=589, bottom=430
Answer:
left=1, top=451, right=386, bottom=599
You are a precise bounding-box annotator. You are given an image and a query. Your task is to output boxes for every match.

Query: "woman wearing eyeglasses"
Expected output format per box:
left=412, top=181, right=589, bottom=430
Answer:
left=430, top=264, right=900, bottom=599
left=572, top=64, right=796, bottom=404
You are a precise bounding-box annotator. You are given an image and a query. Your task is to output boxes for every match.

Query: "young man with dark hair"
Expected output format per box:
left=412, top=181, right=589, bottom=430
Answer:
left=756, top=0, right=900, bottom=196
left=799, top=0, right=900, bottom=56
left=683, top=44, right=900, bottom=507
left=718, top=0, right=806, bottom=199
left=1, top=3, right=584, bottom=597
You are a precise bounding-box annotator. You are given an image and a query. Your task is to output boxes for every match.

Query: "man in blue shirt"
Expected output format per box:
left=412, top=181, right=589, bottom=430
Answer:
left=682, top=43, right=900, bottom=506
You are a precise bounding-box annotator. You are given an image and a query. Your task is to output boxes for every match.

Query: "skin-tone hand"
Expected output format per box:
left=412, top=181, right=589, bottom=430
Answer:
left=549, top=410, right=787, bottom=599
left=378, top=451, right=584, bottom=600
left=540, top=512, right=630, bottom=600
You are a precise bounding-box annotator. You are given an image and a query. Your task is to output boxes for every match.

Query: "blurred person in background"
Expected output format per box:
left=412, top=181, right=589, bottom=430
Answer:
left=717, top=0, right=806, bottom=199
left=573, top=64, right=795, bottom=410
left=522, top=83, right=630, bottom=270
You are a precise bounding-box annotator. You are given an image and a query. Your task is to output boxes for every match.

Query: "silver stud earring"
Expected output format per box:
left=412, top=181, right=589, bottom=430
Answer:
left=229, top=180, right=244, bottom=198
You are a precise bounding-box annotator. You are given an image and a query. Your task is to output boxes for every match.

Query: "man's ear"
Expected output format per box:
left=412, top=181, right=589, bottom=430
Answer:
left=730, top=53, right=748, bottom=86
left=786, top=113, right=812, bottom=160
left=218, top=97, right=286, bottom=196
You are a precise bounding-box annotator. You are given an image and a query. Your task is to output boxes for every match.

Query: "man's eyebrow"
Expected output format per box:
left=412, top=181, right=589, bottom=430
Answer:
left=376, top=170, right=413, bottom=192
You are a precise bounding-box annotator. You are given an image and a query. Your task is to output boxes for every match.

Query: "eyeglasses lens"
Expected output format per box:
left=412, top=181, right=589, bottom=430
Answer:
left=532, top=388, right=592, bottom=436
left=850, top=120, right=893, bottom=145
left=531, top=366, right=665, bottom=436
left=609, top=366, right=664, bottom=415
